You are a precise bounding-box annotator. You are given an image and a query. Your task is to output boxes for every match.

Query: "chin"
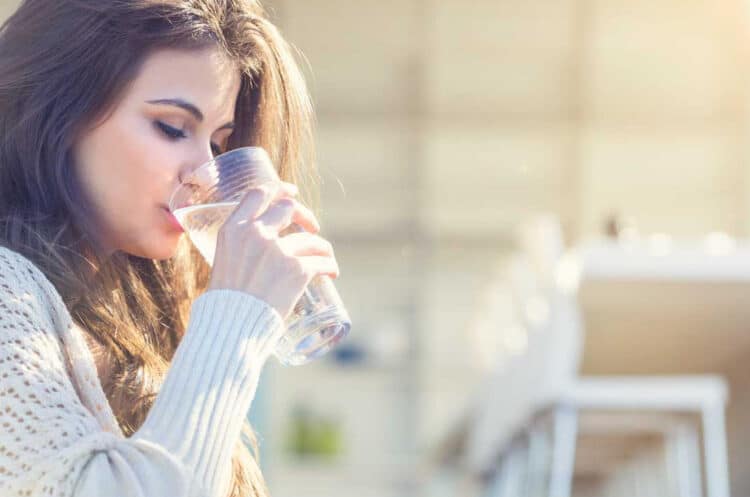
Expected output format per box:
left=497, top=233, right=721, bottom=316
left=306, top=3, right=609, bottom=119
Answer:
left=125, top=233, right=184, bottom=260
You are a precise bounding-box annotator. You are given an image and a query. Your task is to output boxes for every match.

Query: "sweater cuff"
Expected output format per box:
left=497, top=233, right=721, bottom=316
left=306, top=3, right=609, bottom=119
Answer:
left=132, top=289, right=283, bottom=495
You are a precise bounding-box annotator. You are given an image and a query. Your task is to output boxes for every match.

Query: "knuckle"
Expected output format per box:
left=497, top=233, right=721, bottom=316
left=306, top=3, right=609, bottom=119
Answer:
left=281, top=181, right=299, bottom=195
left=274, top=197, right=296, bottom=210
left=244, top=219, right=260, bottom=234
left=286, top=255, right=305, bottom=276
left=248, top=184, right=271, bottom=200
left=248, top=220, right=269, bottom=238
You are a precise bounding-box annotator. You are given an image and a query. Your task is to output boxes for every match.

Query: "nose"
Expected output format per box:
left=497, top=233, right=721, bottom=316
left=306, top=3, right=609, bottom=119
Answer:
left=171, top=146, right=218, bottom=209
left=178, top=143, right=218, bottom=186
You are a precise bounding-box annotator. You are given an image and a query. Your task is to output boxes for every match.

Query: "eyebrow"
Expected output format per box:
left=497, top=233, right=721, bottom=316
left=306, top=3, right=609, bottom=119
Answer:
left=146, top=98, right=235, bottom=130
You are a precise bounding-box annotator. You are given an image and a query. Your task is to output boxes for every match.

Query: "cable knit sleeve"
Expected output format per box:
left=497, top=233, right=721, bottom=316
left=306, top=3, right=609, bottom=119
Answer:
left=0, top=247, right=284, bottom=497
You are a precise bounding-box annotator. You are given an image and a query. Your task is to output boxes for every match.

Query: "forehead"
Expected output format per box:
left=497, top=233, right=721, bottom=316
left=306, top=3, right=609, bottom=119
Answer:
left=127, top=46, right=241, bottom=119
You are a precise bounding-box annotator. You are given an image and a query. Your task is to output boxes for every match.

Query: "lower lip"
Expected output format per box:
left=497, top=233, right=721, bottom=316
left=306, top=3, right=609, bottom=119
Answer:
left=163, top=208, right=184, bottom=232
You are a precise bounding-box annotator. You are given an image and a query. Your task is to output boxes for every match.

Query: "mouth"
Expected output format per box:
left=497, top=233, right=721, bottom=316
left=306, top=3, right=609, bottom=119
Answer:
left=161, top=206, right=184, bottom=233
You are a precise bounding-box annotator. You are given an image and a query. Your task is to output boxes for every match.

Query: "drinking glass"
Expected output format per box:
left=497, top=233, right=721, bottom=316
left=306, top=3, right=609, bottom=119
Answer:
left=169, top=146, right=351, bottom=366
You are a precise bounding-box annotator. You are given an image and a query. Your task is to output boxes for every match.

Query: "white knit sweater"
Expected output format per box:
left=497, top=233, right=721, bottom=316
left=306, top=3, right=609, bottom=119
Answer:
left=0, top=246, right=284, bottom=497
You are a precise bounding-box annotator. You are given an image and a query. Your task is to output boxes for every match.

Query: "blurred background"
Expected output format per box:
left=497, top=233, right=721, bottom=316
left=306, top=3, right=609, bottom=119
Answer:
left=4, top=0, right=750, bottom=495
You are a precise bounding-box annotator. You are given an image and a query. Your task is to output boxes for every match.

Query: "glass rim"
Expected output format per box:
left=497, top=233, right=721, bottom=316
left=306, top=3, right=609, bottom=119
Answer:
left=168, top=146, right=275, bottom=212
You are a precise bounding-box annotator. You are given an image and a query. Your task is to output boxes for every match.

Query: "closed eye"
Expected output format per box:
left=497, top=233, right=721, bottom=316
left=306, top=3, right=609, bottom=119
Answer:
left=155, top=121, right=186, bottom=140
left=156, top=120, right=223, bottom=156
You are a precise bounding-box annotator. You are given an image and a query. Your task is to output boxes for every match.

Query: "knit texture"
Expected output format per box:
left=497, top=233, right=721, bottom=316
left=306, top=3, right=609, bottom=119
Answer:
left=0, top=246, right=283, bottom=497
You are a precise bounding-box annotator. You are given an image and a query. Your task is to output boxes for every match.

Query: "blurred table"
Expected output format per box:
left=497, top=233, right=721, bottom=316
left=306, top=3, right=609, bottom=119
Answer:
left=579, top=237, right=750, bottom=282
left=574, top=238, right=750, bottom=375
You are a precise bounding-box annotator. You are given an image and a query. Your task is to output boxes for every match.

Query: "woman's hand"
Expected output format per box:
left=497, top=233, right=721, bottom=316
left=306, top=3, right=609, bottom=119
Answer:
left=206, top=181, right=339, bottom=319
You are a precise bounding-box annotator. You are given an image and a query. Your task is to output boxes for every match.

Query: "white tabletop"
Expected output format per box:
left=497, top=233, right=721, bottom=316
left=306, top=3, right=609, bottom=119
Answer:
left=574, top=235, right=750, bottom=282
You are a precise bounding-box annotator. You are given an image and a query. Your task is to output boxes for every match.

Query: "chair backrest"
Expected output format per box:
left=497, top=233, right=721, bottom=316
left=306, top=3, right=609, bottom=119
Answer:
left=464, top=216, right=584, bottom=473
left=518, top=214, right=566, bottom=289
left=517, top=215, right=584, bottom=404
left=463, top=255, right=539, bottom=472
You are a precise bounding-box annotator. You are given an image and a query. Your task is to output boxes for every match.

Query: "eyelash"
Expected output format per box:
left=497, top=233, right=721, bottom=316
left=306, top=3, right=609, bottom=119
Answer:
left=155, top=121, right=223, bottom=156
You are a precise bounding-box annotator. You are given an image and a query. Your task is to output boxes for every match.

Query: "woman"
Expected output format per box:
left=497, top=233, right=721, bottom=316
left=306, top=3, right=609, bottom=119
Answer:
left=0, top=0, right=339, bottom=496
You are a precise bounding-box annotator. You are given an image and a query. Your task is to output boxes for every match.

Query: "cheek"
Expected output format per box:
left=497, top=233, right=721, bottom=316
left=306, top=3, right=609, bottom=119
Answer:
left=108, top=120, right=169, bottom=193
left=72, top=107, right=186, bottom=255
left=77, top=117, right=172, bottom=214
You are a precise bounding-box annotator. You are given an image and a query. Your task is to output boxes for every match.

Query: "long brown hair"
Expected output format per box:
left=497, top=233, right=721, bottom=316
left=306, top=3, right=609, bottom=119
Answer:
left=0, top=0, right=316, bottom=495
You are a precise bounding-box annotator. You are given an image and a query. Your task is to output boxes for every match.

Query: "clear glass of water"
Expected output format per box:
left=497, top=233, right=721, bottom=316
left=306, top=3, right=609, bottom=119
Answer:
left=169, top=147, right=351, bottom=366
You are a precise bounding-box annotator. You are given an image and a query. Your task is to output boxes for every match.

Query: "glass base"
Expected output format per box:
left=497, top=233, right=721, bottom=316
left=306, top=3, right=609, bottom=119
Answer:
left=274, top=306, right=351, bottom=366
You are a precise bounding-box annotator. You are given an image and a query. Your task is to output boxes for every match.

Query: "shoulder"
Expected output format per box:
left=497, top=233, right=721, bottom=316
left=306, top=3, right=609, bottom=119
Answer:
left=0, top=244, right=47, bottom=282
left=0, top=244, right=71, bottom=329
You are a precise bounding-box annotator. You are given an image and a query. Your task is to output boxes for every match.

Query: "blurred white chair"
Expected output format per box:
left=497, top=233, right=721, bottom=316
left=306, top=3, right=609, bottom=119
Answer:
left=467, top=216, right=730, bottom=497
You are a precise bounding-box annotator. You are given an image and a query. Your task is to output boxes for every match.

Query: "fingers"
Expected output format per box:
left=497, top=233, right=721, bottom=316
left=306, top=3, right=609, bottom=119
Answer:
left=227, top=181, right=299, bottom=225
left=256, top=198, right=320, bottom=234
left=279, top=232, right=339, bottom=278
left=278, top=232, right=334, bottom=257
left=299, top=256, right=340, bottom=279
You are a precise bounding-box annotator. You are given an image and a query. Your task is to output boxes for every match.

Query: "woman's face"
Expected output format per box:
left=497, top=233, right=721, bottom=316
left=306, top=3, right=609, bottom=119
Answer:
left=73, top=46, right=241, bottom=260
